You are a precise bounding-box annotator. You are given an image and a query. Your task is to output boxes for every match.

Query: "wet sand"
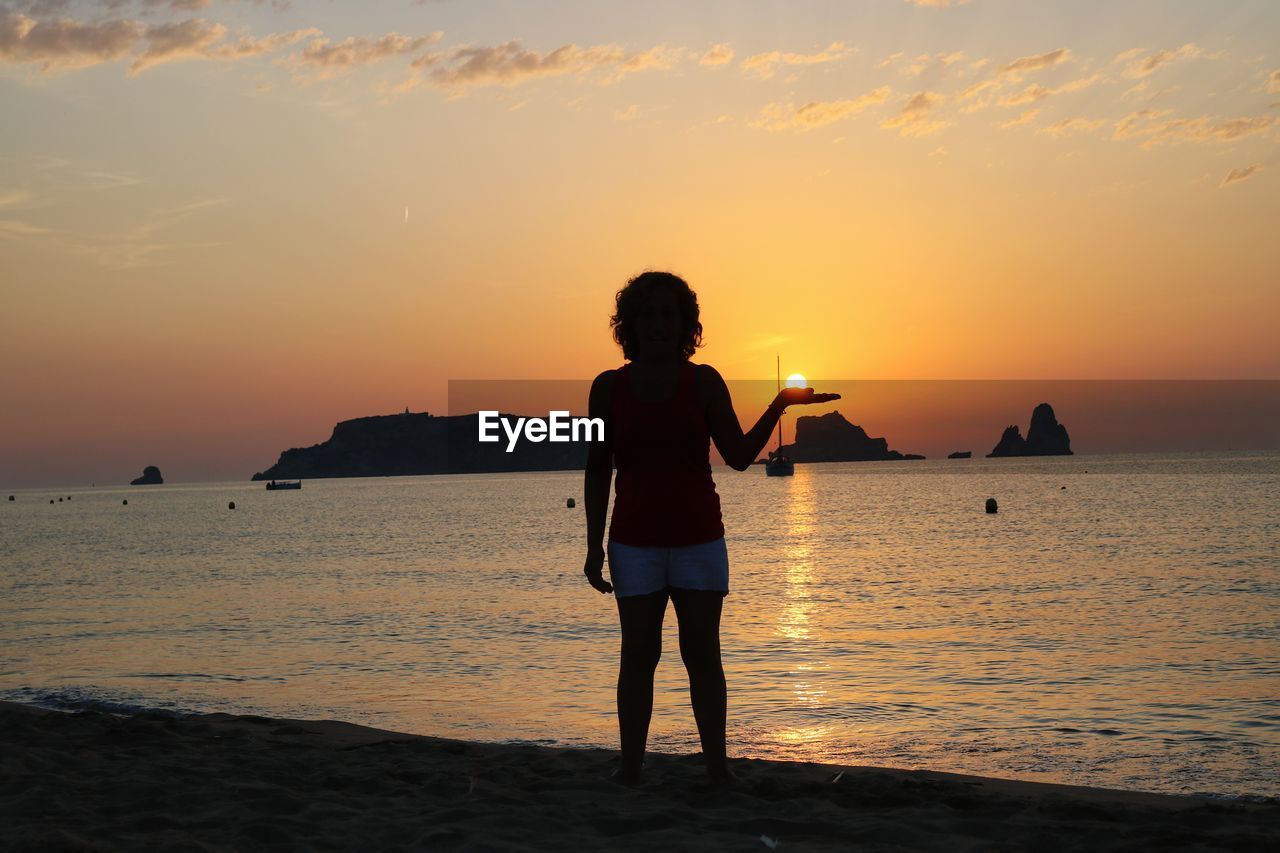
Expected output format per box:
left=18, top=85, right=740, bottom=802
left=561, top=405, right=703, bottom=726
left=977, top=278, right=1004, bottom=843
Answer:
left=2, top=700, right=1276, bottom=851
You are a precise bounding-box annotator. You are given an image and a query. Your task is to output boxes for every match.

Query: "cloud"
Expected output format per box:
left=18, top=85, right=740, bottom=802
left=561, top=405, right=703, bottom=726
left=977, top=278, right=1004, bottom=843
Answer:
left=880, top=90, right=950, bottom=136
left=998, top=47, right=1070, bottom=79
left=1113, top=109, right=1276, bottom=149
left=295, top=31, right=440, bottom=76
left=699, top=43, right=732, bottom=66
left=901, top=50, right=966, bottom=78
left=406, top=40, right=680, bottom=93
left=996, top=73, right=1100, bottom=107
left=998, top=108, right=1039, bottom=129
left=0, top=12, right=143, bottom=70
left=1219, top=164, right=1263, bottom=188
left=740, top=41, right=849, bottom=80
left=1, top=10, right=321, bottom=73
left=1115, top=43, right=1202, bottom=79
left=874, top=51, right=903, bottom=70
left=1268, top=69, right=1280, bottom=94
left=750, top=86, right=890, bottom=131
left=1037, top=116, right=1105, bottom=137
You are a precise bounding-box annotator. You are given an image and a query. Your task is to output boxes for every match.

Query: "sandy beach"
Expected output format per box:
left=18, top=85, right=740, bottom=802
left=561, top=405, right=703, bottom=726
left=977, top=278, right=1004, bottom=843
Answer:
left=2, top=701, right=1276, bottom=852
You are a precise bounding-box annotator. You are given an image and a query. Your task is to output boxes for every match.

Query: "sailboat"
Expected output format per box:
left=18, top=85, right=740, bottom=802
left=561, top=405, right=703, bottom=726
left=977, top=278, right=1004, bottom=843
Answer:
left=765, top=355, right=795, bottom=477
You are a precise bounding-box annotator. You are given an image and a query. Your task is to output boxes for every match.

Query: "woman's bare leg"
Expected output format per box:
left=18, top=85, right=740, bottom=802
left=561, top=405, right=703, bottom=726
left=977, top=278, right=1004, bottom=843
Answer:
left=670, top=587, right=730, bottom=782
left=615, top=588, right=669, bottom=781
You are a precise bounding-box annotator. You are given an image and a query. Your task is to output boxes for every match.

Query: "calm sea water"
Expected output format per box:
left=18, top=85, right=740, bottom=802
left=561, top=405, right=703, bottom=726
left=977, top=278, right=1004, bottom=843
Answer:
left=2, top=452, right=1277, bottom=798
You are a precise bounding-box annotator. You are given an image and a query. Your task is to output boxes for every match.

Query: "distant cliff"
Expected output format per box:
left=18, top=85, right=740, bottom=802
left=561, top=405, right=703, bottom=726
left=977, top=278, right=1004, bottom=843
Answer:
left=987, top=403, right=1073, bottom=457
left=777, top=411, right=922, bottom=462
left=251, top=412, right=589, bottom=480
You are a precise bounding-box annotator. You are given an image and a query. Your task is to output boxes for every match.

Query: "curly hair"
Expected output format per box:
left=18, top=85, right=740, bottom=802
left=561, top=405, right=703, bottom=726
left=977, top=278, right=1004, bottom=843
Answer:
left=610, top=270, right=704, bottom=361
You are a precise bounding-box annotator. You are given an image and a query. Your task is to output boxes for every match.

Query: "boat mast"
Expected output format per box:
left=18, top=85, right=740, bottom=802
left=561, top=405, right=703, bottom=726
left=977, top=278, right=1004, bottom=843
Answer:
left=775, top=354, right=783, bottom=451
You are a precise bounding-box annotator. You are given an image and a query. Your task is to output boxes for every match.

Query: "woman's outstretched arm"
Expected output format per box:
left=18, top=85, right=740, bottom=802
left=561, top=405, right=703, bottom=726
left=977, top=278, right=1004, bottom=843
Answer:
left=583, top=370, right=614, bottom=594
left=698, top=364, right=839, bottom=472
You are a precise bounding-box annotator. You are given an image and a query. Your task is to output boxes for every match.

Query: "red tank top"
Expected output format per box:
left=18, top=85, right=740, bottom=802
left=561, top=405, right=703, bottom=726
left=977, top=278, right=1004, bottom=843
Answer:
left=607, top=360, right=725, bottom=547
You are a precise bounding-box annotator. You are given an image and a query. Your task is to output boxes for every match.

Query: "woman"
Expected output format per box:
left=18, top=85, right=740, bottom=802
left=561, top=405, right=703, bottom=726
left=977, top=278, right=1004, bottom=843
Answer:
left=582, top=270, right=838, bottom=787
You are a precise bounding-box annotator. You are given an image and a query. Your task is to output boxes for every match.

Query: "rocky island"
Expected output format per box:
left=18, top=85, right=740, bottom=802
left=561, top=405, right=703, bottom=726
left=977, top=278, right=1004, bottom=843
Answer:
left=775, top=411, right=923, bottom=462
left=251, top=411, right=589, bottom=480
left=987, top=403, right=1073, bottom=457
left=129, top=466, right=163, bottom=485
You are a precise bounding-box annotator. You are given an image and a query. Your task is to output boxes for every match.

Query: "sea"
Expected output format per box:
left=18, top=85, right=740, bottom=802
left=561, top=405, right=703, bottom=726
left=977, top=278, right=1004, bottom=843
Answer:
left=2, top=451, right=1277, bottom=799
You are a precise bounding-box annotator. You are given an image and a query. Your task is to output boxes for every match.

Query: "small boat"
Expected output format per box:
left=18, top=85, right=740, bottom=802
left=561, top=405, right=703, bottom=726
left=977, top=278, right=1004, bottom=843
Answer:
left=765, top=355, right=795, bottom=477
left=265, top=480, right=302, bottom=490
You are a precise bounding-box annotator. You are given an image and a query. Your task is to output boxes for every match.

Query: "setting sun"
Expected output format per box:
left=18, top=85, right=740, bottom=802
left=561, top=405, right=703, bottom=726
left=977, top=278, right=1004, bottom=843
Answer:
left=786, top=374, right=807, bottom=389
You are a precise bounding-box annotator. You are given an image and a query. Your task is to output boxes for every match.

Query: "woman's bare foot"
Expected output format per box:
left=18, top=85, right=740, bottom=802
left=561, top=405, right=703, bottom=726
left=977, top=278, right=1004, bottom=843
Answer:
left=706, top=766, right=741, bottom=789
left=608, top=764, right=644, bottom=786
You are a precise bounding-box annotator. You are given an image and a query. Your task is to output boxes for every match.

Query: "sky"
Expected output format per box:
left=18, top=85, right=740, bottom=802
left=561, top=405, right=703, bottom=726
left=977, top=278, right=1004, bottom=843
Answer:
left=2, top=0, right=1278, bottom=487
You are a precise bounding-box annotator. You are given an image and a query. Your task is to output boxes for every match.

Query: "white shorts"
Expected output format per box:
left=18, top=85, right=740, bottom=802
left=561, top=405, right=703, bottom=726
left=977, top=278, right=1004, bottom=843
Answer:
left=606, top=537, right=730, bottom=598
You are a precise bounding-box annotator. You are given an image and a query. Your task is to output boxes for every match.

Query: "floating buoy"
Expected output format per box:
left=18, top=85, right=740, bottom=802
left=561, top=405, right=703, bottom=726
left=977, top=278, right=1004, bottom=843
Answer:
left=50, top=499, right=54, bottom=504
left=1061, top=485, right=1066, bottom=490
left=985, top=498, right=998, bottom=514
left=228, top=501, right=236, bottom=510
left=122, top=499, right=128, bottom=506
left=66, top=496, right=71, bottom=500
left=58, top=497, right=63, bottom=502
left=566, top=497, right=575, bottom=508
left=7, top=495, right=12, bottom=501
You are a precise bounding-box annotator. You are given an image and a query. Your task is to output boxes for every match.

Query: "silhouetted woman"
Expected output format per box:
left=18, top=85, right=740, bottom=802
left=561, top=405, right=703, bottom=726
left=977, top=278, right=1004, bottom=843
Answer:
left=582, top=271, right=838, bottom=786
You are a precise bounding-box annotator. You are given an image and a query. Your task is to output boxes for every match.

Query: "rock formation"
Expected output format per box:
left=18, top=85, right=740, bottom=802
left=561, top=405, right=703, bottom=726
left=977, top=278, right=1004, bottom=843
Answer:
left=948, top=451, right=972, bottom=459
left=130, top=466, right=163, bottom=485
left=987, top=404, right=1072, bottom=457
left=251, top=411, right=590, bottom=480
left=777, top=411, right=921, bottom=462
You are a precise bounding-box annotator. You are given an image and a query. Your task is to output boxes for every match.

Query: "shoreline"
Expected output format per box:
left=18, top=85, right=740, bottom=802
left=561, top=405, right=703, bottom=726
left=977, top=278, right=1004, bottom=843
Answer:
left=3, top=700, right=1276, bottom=851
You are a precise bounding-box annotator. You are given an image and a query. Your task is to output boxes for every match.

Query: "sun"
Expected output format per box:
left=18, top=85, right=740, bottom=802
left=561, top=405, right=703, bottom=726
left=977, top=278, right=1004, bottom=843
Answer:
left=785, top=373, right=806, bottom=388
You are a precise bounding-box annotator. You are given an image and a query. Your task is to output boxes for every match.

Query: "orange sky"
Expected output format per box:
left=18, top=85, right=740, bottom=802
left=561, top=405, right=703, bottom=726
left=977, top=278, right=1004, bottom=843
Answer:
left=2, top=1, right=1278, bottom=486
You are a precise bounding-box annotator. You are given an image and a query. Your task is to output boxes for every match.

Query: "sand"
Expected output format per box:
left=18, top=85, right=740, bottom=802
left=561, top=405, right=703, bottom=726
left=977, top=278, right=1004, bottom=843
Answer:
left=2, top=700, right=1276, bottom=852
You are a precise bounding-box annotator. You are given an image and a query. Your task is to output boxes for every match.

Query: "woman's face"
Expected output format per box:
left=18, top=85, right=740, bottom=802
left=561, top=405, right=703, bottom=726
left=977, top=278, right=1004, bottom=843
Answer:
left=634, top=287, right=682, bottom=359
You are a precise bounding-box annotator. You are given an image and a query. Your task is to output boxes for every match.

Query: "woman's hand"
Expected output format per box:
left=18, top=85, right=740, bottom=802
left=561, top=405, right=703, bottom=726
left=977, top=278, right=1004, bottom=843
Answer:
left=774, top=387, right=841, bottom=409
left=584, top=546, right=613, bottom=594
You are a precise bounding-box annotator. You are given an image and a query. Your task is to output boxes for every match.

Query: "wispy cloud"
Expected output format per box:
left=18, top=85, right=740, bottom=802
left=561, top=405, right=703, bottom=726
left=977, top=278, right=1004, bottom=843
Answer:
left=750, top=86, right=890, bottom=131
left=998, top=108, right=1039, bottom=129
left=996, top=73, right=1100, bottom=107
left=1037, top=116, right=1106, bottom=137
left=1114, top=43, right=1202, bottom=79
left=875, top=51, right=904, bottom=70
left=1219, top=164, right=1263, bottom=188
left=901, top=50, right=966, bottom=78
left=1267, top=69, right=1280, bottom=94
left=740, top=41, right=849, bottom=80
left=999, top=47, right=1070, bottom=80
left=294, top=31, right=441, bottom=77
left=409, top=40, right=680, bottom=93
left=699, top=43, right=733, bottom=67
left=1113, top=109, right=1276, bottom=149
left=0, top=10, right=319, bottom=73
left=880, top=90, right=950, bottom=136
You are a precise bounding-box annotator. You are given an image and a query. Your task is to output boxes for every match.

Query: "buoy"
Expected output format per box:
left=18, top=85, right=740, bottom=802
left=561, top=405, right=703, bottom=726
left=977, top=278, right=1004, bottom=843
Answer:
left=50, top=499, right=54, bottom=504
left=7, top=495, right=13, bottom=501
left=58, top=497, right=63, bottom=502
left=122, top=499, right=128, bottom=506
left=566, top=497, right=575, bottom=508
left=1061, top=486, right=1066, bottom=490
left=228, top=501, right=236, bottom=510
left=985, top=498, right=998, bottom=514
left=66, top=496, right=71, bottom=500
